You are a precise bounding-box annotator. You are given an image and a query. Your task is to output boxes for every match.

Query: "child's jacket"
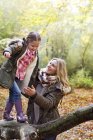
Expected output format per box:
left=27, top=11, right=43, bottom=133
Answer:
left=0, top=39, right=39, bottom=89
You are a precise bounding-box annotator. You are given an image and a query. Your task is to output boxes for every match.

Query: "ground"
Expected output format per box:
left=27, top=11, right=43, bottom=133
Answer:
left=0, top=87, right=93, bottom=140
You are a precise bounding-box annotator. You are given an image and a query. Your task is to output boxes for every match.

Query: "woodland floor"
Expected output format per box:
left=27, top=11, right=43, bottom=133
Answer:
left=0, top=87, right=93, bottom=140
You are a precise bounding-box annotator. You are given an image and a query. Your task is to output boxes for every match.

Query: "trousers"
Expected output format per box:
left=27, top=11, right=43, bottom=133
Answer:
left=9, top=78, right=22, bottom=102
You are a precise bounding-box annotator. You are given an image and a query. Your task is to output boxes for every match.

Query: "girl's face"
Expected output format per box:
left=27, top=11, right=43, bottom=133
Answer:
left=46, top=59, right=57, bottom=75
left=28, top=40, right=40, bottom=51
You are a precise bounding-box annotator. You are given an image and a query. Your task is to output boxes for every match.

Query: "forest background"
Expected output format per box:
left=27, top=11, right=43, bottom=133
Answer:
left=0, top=0, right=93, bottom=88
left=0, top=0, right=93, bottom=140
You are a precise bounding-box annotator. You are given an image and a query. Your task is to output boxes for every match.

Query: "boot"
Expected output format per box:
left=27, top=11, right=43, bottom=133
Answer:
left=15, top=99, right=27, bottom=123
left=3, top=100, right=14, bottom=121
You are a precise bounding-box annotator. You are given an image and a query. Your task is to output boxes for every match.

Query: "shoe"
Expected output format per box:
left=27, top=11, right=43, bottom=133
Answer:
left=17, top=112, right=27, bottom=123
left=3, top=100, right=14, bottom=121
left=15, top=99, right=27, bottom=123
left=3, top=112, right=14, bottom=121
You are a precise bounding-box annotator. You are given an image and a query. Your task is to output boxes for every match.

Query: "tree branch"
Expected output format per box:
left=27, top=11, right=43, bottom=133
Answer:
left=37, top=104, right=93, bottom=139
left=0, top=104, right=93, bottom=140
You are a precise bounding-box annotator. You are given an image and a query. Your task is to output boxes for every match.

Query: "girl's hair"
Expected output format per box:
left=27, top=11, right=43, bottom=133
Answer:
left=26, top=32, right=41, bottom=44
left=51, top=58, right=69, bottom=87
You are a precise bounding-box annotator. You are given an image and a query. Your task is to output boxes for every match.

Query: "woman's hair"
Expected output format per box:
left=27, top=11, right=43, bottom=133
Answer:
left=26, top=32, right=41, bottom=44
left=51, top=58, right=69, bottom=87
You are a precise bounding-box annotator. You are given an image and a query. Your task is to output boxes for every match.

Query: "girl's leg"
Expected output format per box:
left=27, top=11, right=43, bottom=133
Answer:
left=3, top=84, right=15, bottom=121
left=9, top=80, right=27, bottom=123
left=9, top=80, right=21, bottom=101
left=3, top=99, right=14, bottom=121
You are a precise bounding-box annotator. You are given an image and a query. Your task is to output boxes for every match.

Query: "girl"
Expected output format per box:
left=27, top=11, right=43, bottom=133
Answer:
left=1, top=32, right=41, bottom=123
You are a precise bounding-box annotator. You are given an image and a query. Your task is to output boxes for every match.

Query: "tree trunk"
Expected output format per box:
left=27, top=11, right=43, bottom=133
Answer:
left=0, top=104, right=93, bottom=140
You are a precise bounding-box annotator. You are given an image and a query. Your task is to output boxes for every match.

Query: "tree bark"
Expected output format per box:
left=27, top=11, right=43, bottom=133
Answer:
left=0, top=104, right=93, bottom=140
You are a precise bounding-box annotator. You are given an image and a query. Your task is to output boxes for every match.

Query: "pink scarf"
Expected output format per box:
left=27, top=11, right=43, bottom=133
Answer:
left=16, top=49, right=36, bottom=80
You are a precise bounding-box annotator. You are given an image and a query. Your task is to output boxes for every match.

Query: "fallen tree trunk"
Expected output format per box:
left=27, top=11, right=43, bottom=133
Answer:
left=0, top=104, right=93, bottom=140
left=0, top=120, right=38, bottom=140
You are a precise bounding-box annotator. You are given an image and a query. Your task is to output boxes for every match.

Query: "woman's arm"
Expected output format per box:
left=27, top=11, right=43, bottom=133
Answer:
left=34, top=90, right=63, bottom=109
left=24, top=86, right=63, bottom=110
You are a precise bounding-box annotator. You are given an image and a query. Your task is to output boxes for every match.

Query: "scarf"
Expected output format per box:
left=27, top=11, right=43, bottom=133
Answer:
left=38, top=68, right=58, bottom=86
left=34, top=68, right=57, bottom=123
left=38, top=68, right=71, bottom=93
left=16, top=49, right=36, bottom=80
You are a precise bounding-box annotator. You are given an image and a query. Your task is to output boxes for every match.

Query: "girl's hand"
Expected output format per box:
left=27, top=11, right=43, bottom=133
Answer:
left=24, top=85, right=36, bottom=96
left=4, top=52, right=11, bottom=58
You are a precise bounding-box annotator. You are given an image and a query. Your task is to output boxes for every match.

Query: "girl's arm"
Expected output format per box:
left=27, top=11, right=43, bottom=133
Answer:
left=3, top=39, right=23, bottom=57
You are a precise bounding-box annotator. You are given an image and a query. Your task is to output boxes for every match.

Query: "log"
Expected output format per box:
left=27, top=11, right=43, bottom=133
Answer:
left=37, top=104, right=93, bottom=139
left=0, top=120, right=38, bottom=140
left=0, top=104, right=93, bottom=140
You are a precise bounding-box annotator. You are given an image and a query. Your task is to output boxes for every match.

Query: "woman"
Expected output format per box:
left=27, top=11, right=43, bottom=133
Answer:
left=24, top=58, right=71, bottom=140
left=1, top=32, right=41, bottom=123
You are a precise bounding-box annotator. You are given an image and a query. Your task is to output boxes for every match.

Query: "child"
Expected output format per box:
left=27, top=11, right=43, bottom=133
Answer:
left=1, top=32, right=41, bottom=123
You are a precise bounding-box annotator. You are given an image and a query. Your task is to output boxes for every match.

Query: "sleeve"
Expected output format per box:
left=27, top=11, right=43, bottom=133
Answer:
left=3, top=39, right=23, bottom=55
left=62, top=86, right=72, bottom=95
left=33, top=89, right=63, bottom=110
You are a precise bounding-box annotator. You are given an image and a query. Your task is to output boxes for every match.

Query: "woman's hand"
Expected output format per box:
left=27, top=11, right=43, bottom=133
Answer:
left=4, top=52, right=11, bottom=58
left=24, top=85, right=36, bottom=96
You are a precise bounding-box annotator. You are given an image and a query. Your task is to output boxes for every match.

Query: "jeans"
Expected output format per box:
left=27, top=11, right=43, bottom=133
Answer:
left=9, top=78, right=22, bottom=102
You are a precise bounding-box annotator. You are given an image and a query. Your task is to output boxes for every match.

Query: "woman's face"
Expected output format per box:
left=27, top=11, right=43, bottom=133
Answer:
left=46, top=59, right=57, bottom=75
left=28, top=40, right=40, bottom=51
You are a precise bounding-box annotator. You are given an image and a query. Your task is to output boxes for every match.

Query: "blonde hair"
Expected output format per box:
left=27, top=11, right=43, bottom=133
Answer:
left=51, top=58, right=69, bottom=87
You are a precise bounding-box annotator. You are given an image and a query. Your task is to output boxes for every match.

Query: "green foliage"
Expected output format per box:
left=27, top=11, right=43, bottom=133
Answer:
left=0, top=38, right=11, bottom=63
left=0, top=0, right=93, bottom=89
left=0, top=38, right=10, bottom=49
left=0, top=0, right=26, bottom=39
left=39, top=47, right=50, bottom=68
left=70, top=69, right=93, bottom=89
left=46, top=23, right=69, bottom=59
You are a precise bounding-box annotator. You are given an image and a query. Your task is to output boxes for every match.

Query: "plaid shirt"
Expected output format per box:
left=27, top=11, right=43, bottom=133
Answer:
left=16, top=49, right=36, bottom=80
